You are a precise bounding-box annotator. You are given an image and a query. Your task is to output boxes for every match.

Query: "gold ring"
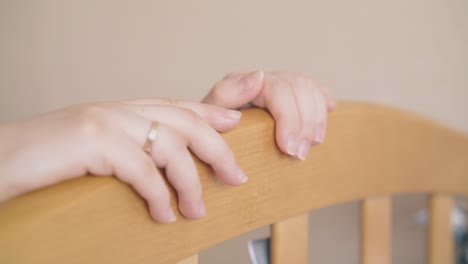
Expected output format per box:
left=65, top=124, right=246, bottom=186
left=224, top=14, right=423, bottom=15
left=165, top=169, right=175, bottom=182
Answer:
left=143, top=121, right=159, bottom=153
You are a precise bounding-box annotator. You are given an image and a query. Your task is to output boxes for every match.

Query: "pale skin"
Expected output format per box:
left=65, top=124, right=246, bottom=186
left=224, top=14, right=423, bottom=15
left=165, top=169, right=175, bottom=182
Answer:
left=0, top=70, right=335, bottom=223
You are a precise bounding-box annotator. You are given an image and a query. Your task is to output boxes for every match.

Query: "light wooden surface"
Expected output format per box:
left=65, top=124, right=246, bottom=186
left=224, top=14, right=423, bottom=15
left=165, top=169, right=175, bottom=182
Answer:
left=361, top=197, right=391, bottom=264
left=428, top=194, right=455, bottom=264
left=270, top=213, right=309, bottom=264
left=0, top=102, right=467, bottom=263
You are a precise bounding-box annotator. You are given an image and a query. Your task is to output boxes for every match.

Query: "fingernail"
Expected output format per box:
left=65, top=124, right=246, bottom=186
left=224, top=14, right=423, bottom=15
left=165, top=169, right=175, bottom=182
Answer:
left=166, top=208, right=177, bottom=223
left=225, top=110, right=242, bottom=120
left=237, top=167, right=248, bottom=184
left=239, top=70, right=264, bottom=92
left=286, top=134, right=296, bottom=156
left=314, top=127, right=325, bottom=144
left=297, top=139, right=311, bottom=160
left=199, top=202, right=207, bottom=217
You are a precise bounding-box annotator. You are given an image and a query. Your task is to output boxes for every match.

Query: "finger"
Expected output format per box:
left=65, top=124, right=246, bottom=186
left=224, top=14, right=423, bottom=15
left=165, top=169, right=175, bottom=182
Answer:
left=275, top=73, right=319, bottom=160
left=177, top=112, right=248, bottom=186
left=271, top=72, right=329, bottom=159
left=118, top=106, right=247, bottom=186
left=150, top=128, right=206, bottom=220
left=269, top=71, right=335, bottom=112
left=123, top=99, right=242, bottom=132
left=202, top=70, right=264, bottom=109
left=256, top=74, right=301, bottom=157
left=318, top=85, right=336, bottom=111
left=103, top=136, right=176, bottom=224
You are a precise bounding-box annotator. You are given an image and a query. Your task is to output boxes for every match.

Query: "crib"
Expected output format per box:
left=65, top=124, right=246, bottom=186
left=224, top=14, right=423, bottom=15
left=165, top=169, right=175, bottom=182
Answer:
left=1, top=102, right=467, bottom=264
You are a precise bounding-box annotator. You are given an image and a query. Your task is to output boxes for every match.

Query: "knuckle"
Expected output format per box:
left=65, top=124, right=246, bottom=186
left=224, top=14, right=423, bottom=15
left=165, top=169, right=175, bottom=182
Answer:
left=269, top=77, right=287, bottom=91
left=139, top=158, right=157, bottom=178
left=75, top=105, right=107, bottom=140
left=180, top=108, right=202, bottom=127
left=292, top=73, right=314, bottom=87
left=177, top=182, right=201, bottom=198
left=210, top=82, right=228, bottom=101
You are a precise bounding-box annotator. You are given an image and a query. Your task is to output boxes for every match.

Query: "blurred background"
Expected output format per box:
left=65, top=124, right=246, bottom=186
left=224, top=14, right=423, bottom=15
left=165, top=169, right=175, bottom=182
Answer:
left=0, top=1, right=467, bottom=263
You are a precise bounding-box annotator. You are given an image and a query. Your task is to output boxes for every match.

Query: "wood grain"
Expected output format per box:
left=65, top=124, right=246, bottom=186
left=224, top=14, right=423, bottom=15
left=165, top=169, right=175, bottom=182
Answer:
left=0, top=102, right=467, bottom=263
left=361, top=197, right=391, bottom=264
left=428, top=194, right=454, bottom=264
left=271, top=213, right=309, bottom=264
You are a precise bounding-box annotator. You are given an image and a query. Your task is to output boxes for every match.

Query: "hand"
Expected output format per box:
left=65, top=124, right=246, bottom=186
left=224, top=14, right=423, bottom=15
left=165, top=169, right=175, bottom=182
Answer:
left=202, top=70, right=336, bottom=160
left=0, top=99, right=247, bottom=223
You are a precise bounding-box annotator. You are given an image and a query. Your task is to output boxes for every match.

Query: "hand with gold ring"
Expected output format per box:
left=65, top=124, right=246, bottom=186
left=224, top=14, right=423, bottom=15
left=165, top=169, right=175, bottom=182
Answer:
left=0, top=99, right=246, bottom=223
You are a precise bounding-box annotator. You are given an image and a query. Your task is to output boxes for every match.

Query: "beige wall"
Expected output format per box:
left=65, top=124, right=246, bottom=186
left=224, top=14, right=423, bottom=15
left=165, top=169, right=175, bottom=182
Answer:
left=1, top=0, right=467, bottom=263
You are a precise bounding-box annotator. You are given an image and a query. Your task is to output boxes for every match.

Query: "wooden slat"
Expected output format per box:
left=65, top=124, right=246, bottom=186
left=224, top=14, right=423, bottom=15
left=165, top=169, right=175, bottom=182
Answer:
left=270, top=213, right=309, bottom=264
left=176, top=254, right=198, bottom=264
left=428, top=194, right=454, bottom=264
left=361, top=197, right=391, bottom=264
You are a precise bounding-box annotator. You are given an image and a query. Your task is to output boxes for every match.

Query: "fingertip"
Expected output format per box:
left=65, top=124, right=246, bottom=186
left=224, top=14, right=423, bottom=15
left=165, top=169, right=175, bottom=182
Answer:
left=276, top=129, right=298, bottom=158
left=178, top=199, right=207, bottom=220
left=203, top=109, right=242, bottom=132
left=312, top=119, right=327, bottom=145
left=239, top=70, right=264, bottom=94
left=166, top=208, right=177, bottom=223
left=327, top=100, right=337, bottom=112
left=223, top=110, right=243, bottom=125
left=297, top=139, right=312, bottom=160
left=285, top=133, right=297, bottom=156
left=203, top=71, right=262, bottom=109
left=237, top=167, right=249, bottom=184
left=225, top=110, right=242, bottom=120
left=150, top=206, right=177, bottom=224
left=216, top=166, right=248, bottom=186
left=318, top=86, right=336, bottom=112
left=213, top=115, right=242, bottom=132
left=241, top=176, right=249, bottom=184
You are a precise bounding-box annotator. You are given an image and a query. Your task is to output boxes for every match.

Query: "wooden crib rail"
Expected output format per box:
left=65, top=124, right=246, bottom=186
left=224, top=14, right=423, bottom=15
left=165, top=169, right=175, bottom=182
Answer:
left=0, top=102, right=467, bottom=264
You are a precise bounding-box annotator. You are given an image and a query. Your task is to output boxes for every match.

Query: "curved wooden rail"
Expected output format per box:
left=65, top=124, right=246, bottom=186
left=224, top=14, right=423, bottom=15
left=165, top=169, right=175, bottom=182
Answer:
left=0, top=102, right=467, bottom=263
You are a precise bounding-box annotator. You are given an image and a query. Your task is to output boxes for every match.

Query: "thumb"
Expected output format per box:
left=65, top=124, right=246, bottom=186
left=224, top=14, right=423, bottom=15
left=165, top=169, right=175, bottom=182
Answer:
left=202, top=70, right=264, bottom=109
